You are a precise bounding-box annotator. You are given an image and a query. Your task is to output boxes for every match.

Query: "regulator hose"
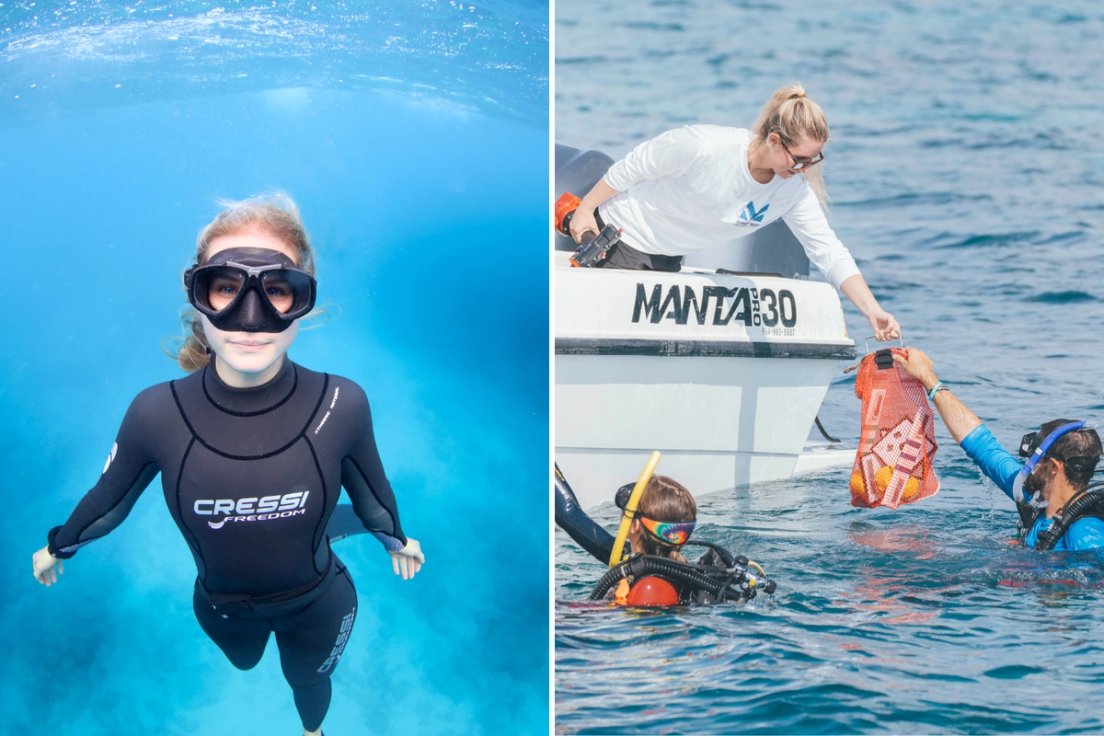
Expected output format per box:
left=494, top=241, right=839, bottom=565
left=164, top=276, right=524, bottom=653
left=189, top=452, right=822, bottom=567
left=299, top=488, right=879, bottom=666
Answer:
left=1034, top=482, right=1104, bottom=551
left=589, top=554, right=774, bottom=603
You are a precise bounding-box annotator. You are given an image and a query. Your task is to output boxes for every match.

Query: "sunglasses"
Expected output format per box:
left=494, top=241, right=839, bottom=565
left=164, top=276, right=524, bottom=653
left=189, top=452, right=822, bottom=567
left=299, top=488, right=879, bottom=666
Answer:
left=781, top=142, right=824, bottom=170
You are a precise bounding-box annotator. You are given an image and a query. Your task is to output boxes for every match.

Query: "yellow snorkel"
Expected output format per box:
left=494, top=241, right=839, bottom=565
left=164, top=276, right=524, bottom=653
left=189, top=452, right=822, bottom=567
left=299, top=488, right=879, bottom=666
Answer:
left=607, top=451, right=661, bottom=567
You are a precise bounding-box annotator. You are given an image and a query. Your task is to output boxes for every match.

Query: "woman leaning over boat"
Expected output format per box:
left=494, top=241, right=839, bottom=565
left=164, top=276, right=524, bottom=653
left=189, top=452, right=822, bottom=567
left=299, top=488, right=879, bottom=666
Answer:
left=568, top=83, right=900, bottom=341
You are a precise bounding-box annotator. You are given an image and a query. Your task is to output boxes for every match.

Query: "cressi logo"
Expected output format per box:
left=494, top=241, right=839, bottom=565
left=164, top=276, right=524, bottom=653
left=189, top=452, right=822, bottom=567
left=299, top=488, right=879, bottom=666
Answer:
left=194, top=491, right=310, bottom=529
left=317, top=607, right=357, bottom=674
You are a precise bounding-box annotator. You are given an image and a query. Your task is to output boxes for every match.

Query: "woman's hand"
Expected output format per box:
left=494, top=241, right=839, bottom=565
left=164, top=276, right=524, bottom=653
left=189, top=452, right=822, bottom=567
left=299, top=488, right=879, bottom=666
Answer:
left=866, top=308, right=901, bottom=342
left=568, top=207, right=600, bottom=244
left=839, top=275, right=901, bottom=342
left=568, top=179, right=622, bottom=243
left=33, top=545, right=63, bottom=587
left=390, top=538, right=424, bottom=580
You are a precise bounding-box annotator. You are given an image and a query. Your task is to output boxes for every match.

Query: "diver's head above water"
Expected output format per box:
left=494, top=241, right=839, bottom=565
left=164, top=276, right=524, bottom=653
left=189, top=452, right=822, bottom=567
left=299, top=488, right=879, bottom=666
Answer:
left=1020, top=419, right=1103, bottom=502
left=616, top=475, right=697, bottom=562
left=177, top=194, right=319, bottom=387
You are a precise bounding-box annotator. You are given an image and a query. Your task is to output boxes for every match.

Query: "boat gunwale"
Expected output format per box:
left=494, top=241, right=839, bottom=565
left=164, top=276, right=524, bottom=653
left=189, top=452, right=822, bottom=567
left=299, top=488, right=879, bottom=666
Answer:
left=555, top=337, right=857, bottom=359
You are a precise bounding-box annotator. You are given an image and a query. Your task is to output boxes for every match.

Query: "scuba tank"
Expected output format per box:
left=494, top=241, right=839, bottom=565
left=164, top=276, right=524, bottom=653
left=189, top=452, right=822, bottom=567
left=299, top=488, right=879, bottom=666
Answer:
left=589, top=541, right=776, bottom=605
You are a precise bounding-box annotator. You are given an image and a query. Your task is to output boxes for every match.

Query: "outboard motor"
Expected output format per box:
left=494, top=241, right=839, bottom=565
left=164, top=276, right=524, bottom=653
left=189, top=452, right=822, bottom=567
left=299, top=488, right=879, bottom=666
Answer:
left=554, top=143, right=615, bottom=253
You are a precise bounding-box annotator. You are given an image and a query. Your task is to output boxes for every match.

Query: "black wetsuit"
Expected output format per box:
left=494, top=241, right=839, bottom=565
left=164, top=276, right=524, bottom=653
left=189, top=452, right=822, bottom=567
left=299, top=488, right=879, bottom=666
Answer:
left=554, top=469, right=620, bottom=563
left=47, top=358, right=406, bottom=732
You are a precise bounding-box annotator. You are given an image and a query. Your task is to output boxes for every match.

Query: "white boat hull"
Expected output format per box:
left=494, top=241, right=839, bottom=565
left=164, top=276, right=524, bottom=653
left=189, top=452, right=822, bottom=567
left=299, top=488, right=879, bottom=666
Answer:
left=554, top=252, right=857, bottom=509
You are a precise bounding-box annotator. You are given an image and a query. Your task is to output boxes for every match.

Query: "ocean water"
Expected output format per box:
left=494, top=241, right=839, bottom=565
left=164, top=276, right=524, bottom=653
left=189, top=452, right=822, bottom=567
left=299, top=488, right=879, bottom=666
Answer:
left=555, top=1, right=1104, bottom=733
left=0, top=3, right=548, bottom=734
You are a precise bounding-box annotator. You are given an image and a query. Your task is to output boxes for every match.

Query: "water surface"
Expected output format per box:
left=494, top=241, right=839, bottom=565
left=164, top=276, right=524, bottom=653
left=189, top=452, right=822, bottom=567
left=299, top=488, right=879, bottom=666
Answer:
left=555, top=1, right=1104, bottom=732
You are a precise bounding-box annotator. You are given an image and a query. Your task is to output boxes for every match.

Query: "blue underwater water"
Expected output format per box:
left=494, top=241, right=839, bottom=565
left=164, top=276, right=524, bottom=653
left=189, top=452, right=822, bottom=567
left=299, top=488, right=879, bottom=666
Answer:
left=556, top=0, right=1104, bottom=733
left=0, top=2, right=548, bottom=734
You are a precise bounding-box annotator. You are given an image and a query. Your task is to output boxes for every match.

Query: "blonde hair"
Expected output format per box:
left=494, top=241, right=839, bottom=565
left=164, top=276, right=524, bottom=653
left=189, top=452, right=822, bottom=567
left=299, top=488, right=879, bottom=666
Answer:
left=752, top=83, right=831, bottom=207
left=169, top=193, right=317, bottom=373
left=636, top=475, right=697, bottom=562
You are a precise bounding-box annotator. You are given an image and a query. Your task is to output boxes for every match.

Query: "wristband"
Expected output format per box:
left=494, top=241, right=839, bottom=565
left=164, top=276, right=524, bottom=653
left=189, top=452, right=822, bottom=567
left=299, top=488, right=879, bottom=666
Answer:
left=927, top=381, right=946, bottom=401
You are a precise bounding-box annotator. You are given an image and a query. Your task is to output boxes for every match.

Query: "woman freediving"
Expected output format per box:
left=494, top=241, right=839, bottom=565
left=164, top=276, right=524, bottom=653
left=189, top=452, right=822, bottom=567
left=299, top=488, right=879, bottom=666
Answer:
left=31, top=195, right=425, bottom=736
left=566, top=83, right=900, bottom=342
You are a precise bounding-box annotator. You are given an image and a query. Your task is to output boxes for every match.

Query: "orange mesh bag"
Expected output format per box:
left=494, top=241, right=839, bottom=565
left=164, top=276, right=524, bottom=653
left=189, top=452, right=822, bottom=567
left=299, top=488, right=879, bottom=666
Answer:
left=850, top=348, right=940, bottom=509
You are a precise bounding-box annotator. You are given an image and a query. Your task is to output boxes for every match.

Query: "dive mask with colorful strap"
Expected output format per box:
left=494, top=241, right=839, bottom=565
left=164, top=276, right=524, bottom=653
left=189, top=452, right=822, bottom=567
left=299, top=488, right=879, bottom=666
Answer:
left=615, top=482, right=696, bottom=547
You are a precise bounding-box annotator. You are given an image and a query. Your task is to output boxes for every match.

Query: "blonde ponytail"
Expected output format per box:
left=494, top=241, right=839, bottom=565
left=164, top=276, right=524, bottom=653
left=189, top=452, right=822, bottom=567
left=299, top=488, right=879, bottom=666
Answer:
left=752, top=84, right=831, bottom=207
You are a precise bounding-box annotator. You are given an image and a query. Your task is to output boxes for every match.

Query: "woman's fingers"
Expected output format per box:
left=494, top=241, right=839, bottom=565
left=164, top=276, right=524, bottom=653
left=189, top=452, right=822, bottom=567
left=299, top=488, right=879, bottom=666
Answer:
left=392, top=554, right=400, bottom=577
left=871, top=312, right=900, bottom=341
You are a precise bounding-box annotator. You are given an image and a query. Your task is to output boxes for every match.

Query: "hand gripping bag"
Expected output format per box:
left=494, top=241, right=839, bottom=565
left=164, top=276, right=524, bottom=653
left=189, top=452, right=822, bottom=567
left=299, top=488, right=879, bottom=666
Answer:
left=850, top=348, right=940, bottom=509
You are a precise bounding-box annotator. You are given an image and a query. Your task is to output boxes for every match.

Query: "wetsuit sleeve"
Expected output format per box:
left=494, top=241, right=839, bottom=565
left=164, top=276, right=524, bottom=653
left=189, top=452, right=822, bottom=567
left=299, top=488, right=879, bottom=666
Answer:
left=602, top=126, right=714, bottom=192
left=959, top=424, right=1022, bottom=500
left=554, top=470, right=616, bottom=563
left=47, top=388, right=162, bottom=559
left=781, top=186, right=862, bottom=289
left=1063, top=517, right=1104, bottom=551
left=338, top=383, right=408, bottom=552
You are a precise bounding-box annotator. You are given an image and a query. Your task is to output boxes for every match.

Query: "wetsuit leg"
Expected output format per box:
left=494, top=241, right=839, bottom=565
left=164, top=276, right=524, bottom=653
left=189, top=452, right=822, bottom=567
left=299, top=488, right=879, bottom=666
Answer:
left=272, top=564, right=359, bottom=732
left=192, top=582, right=271, bottom=671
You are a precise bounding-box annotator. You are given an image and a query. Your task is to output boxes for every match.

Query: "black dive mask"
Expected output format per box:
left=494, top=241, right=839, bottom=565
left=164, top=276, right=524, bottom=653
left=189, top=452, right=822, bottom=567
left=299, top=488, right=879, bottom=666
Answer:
left=184, top=247, right=317, bottom=333
left=614, top=483, right=634, bottom=510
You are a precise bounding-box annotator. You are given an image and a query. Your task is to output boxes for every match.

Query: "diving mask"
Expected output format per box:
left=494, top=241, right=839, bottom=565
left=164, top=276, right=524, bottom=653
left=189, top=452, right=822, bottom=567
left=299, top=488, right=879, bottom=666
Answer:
left=1012, top=420, right=1087, bottom=504
left=184, top=247, right=316, bottom=333
left=615, top=482, right=696, bottom=547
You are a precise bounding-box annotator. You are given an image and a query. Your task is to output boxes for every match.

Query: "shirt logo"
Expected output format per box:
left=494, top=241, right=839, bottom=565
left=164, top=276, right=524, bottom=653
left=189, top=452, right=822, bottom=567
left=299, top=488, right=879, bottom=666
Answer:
left=736, top=201, right=769, bottom=227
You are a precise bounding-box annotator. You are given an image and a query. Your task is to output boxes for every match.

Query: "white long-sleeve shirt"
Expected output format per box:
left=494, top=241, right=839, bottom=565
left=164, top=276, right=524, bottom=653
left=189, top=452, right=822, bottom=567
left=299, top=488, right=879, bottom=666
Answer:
left=598, top=125, right=862, bottom=288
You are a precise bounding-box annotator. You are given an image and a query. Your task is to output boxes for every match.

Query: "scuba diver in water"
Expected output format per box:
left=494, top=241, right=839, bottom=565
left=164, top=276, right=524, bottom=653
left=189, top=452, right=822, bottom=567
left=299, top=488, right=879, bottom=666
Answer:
left=31, top=195, right=425, bottom=736
left=896, top=348, right=1104, bottom=551
left=555, top=461, right=775, bottom=605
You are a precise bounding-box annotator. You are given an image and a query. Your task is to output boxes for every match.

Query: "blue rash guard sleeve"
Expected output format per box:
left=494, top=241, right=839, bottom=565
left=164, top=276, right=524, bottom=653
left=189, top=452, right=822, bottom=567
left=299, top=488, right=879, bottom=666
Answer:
left=1059, top=518, right=1104, bottom=550
left=959, top=424, right=1022, bottom=500
left=1025, top=516, right=1104, bottom=551
left=960, top=424, right=1104, bottom=551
